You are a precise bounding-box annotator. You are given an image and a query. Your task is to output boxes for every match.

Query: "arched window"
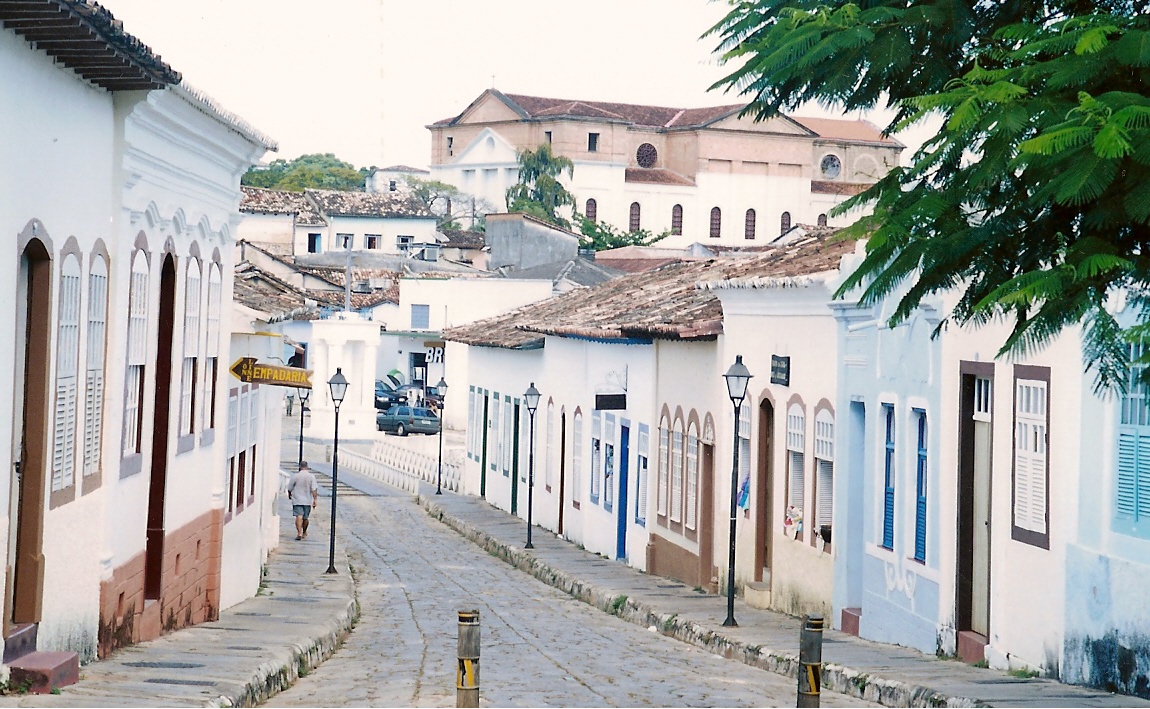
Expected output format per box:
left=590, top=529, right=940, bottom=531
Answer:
left=180, top=257, right=201, bottom=436
left=786, top=402, right=806, bottom=540
left=670, top=419, right=684, bottom=523
left=84, top=255, right=109, bottom=479
left=124, top=250, right=149, bottom=457
left=572, top=410, right=583, bottom=505
left=744, top=209, right=757, bottom=240
left=204, top=263, right=222, bottom=430
left=629, top=202, right=641, bottom=232
left=671, top=204, right=683, bottom=235
left=781, top=211, right=792, bottom=235
left=814, top=408, right=835, bottom=546
left=817, top=213, right=828, bottom=228
left=53, top=254, right=82, bottom=493
left=710, top=207, right=722, bottom=238
left=657, top=415, right=669, bottom=518
left=586, top=198, right=598, bottom=223
left=546, top=401, right=555, bottom=489
left=685, top=422, right=699, bottom=530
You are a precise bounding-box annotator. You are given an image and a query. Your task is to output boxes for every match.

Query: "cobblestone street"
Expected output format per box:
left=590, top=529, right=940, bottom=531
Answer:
left=264, top=475, right=873, bottom=708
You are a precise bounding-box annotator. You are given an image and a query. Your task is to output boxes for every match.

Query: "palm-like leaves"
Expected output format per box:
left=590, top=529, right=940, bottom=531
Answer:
left=710, top=1, right=1150, bottom=392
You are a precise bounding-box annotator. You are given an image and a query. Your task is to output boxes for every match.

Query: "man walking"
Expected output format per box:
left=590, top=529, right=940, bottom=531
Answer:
left=287, top=461, right=318, bottom=541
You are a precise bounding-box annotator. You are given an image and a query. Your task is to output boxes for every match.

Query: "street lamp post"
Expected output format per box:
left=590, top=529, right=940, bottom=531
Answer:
left=523, top=382, right=541, bottom=549
left=722, top=355, right=752, bottom=627
left=435, top=376, right=448, bottom=495
left=296, top=387, right=311, bottom=471
left=326, top=368, right=348, bottom=575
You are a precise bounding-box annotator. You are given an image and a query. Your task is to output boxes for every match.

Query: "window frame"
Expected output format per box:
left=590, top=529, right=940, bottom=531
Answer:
left=882, top=403, right=896, bottom=550
left=710, top=207, right=722, bottom=238
left=1011, top=365, right=1050, bottom=549
left=914, top=408, right=928, bottom=563
left=786, top=402, right=806, bottom=541
left=744, top=208, right=756, bottom=240
left=671, top=204, right=683, bottom=235
left=781, top=211, right=792, bottom=235
left=588, top=132, right=599, bottom=152
left=629, top=202, right=641, bottom=232
left=1116, top=343, right=1150, bottom=537
left=585, top=198, right=597, bottom=223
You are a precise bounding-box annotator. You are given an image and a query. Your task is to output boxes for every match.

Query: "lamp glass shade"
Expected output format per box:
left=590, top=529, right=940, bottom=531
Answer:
left=723, top=355, right=752, bottom=404
left=524, top=382, right=541, bottom=413
left=436, top=377, right=448, bottom=397
left=298, top=386, right=311, bottom=402
left=328, top=368, right=349, bottom=404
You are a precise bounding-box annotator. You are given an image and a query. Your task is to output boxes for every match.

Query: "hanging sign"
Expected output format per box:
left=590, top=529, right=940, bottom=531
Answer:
left=770, top=355, right=791, bottom=386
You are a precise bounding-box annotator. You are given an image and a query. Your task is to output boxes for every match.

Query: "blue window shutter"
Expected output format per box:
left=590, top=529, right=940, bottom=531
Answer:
left=883, top=405, right=895, bottom=549
left=914, top=412, right=927, bottom=562
left=1139, top=434, right=1150, bottom=521
left=1118, top=430, right=1137, bottom=518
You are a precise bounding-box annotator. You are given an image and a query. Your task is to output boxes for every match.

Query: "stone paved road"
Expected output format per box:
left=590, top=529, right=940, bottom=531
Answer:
left=265, top=474, right=874, bottom=708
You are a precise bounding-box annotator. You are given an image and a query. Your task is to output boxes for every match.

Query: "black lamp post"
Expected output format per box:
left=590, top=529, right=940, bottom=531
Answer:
left=297, top=386, right=311, bottom=471
left=435, top=376, right=448, bottom=495
left=523, top=382, right=541, bottom=549
left=722, top=355, right=752, bottom=627
left=326, top=368, right=348, bottom=575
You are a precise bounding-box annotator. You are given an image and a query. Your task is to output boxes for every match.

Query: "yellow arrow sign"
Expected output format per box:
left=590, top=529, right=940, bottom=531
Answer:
left=229, top=357, right=313, bottom=389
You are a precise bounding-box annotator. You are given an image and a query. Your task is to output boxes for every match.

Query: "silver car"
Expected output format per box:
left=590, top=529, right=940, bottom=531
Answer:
left=376, top=405, right=440, bottom=436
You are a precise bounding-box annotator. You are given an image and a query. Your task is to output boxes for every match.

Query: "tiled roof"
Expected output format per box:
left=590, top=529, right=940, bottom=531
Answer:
left=811, top=181, right=873, bottom=196
left=241, top=186, right=307, bottom=215
left=445, top=231, right=852, bottom=349
left=232, top=262, right=315, bottom=322
left=176, top=83, right=277, bottom=150
left=379, top=165, right=429, bottom=174
left=293, top=266, right=402, bottom=304
left=305, top=189, right=435, bottom=219
left=441, top=230, right=486, bottom=249
left=498, top=257, right=622, bottom=287
left=594, top=257, right=682, bottom=274
left=2, top=0, right=180, bottom=91
left=792, top=117, right=902, bottom=146
left=435, top=91, right=898, bottom=146
left=624, top=168, right=695, bottom=186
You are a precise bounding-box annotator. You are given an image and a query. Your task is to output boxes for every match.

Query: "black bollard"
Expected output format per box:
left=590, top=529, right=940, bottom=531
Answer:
left=457, top=610, right=480, bottom=708
left=797, top=614, right=823, bottom=707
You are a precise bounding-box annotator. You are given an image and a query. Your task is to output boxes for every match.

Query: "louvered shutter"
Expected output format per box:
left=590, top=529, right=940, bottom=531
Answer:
left=1013, top=380, right=1048, bottom=535
left=882, top=404, right=895, bottom=549
left=1118, top=431, right=1137, bottom=516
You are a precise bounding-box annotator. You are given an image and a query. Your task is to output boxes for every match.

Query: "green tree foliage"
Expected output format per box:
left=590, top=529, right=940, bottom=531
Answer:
left=505, top=144, right=577, bottom=229
left=242, top=153, right=369, bottom=192
left=577, top=216, right=670, bottom=251
left=709, top=1, right=1150, bottom=392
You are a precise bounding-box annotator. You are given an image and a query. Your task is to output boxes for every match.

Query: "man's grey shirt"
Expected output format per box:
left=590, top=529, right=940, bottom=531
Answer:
left=288, top=469, right=318, bottom=506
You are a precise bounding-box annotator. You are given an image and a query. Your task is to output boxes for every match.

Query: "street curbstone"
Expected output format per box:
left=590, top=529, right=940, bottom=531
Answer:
left=418, top=494, right=983, bottom=709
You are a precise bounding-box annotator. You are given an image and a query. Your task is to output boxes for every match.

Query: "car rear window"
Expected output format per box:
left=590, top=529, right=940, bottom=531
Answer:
left=415, top=408, right=436, bottom=417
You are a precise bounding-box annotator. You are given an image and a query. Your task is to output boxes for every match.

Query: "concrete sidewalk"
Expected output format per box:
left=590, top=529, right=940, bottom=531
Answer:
left=417, top=486, right=1149, bottom=708
left=0, top=491, right=357, bottom=707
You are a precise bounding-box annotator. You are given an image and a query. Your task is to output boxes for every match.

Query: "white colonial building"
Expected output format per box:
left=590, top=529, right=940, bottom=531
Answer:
left=1, top=0, right=274, bottom=681
left=428, top=89, right=903, bottom=247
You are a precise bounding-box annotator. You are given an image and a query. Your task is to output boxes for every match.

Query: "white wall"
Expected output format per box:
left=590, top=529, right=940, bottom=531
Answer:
left=0, top=28, right=119, bottom=659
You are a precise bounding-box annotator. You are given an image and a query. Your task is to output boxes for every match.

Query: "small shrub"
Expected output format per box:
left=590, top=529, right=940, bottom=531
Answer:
left=973, top=659, right=989, bottom=669
left=610, top=595, right=628, bottom=615
left=1009, top=667, right=1039, bottom=679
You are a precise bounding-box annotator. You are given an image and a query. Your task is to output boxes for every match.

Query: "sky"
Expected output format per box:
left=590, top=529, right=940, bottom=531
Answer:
left=100, top=1, right=930, bottom=170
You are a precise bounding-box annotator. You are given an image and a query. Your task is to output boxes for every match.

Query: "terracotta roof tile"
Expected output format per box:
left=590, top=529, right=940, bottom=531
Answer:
left=304, top=189, right=435, bottom=219
left=791, top=117, right=902, bottom=146
left=810, top=181, right=872, bottom=196
left=594, top=257, right=682, bottom=274
left=445, top=231, right=853, bottom=349
left=441, top=230, right=486, bottom=248
left=240, top=187, right=327, bottom=225
left=624, top=168, right=696, bottom=186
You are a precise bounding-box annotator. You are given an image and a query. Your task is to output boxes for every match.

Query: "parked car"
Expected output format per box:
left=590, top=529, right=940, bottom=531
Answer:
left=374, top=380, right=402, bottom=410
left=377, top=405, right=440, bottom=436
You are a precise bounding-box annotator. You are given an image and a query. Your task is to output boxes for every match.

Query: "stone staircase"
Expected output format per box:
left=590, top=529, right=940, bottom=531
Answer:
left=4, top=623, right=79, bottom=694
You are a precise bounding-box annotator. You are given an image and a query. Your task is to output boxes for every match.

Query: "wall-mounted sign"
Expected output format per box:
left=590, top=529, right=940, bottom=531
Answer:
left=770, top=355, right=791, bottom=386
left=595, top=393, right=626, bottom=410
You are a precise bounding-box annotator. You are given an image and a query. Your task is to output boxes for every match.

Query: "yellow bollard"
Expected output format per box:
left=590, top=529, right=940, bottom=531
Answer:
left=797, top=614, right=823, bottom=707
left=457, top=610, right=480, bottom=708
